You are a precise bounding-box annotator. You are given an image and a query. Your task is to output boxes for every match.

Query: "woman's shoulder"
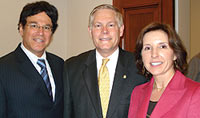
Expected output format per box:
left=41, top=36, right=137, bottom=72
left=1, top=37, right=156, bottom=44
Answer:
left=184, top=76, right=200, bottom=90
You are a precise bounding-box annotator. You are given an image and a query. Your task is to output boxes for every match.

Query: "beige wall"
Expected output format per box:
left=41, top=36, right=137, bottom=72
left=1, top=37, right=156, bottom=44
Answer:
left=190, top=0, right=200, bottom=59
left=0, top=0, right=194, bottom=60
left=0, top=0, right=68, bottom=59
left=0, top=0, right=112, bottom=60
left=65, top=0, right=112, bottom=58
left=175, top=0, right=190, bottom=59
left=0, top=1, right=22, bottom=57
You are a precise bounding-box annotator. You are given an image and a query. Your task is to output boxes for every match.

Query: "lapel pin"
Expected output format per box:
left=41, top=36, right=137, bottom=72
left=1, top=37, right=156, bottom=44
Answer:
left=123, top=75, right=127, bottom=79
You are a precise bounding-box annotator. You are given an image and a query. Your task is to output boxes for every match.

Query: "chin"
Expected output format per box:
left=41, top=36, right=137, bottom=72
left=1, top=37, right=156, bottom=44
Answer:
left=149, top=71, right=162, bottom=76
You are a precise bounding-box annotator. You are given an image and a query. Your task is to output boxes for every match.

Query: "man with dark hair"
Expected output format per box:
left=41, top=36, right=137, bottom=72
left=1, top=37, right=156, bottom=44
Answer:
left=0, top=1, right=64, bottom=118
left=63, top=4, right=146, bottom=118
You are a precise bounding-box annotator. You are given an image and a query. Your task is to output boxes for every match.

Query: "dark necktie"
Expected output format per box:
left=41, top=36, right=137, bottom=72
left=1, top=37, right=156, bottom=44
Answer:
left=37, top=59, right=53, bottom=99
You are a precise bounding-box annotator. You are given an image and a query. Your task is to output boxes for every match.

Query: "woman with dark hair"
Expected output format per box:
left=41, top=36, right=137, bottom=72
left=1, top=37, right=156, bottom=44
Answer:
left=128, top=22, right=200, bottom=118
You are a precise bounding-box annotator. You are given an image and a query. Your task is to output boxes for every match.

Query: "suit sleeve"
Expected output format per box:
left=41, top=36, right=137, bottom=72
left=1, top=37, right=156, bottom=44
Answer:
left=0, top=79, right=6, bottom=118
left=63, top=63, right=73, bottom=118
left=128, top=90, right=135, bottom=118
left=187, top=86, right=200, bottom=117
left=187, top=57, right=200, bottom=81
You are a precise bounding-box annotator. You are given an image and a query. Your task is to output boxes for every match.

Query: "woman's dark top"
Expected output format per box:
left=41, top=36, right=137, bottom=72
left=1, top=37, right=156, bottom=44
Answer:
left=146, top=101, right=157, bottom=118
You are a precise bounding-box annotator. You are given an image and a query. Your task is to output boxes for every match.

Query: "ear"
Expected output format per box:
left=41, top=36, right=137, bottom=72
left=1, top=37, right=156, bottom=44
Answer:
left=19, top=24, right=24, bottom=37
left=119, top=25, right=124, bottom=37
left=88, top=26, right=92, bottom=37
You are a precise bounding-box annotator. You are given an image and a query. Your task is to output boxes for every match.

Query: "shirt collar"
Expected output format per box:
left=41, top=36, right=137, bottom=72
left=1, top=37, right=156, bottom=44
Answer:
left=20, top=43, right=47, bottom=63
left=96, top=47, right=119, bottom=67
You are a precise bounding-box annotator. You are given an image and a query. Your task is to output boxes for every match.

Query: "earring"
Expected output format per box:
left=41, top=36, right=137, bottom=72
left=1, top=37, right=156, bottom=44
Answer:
left=174, top=60, right=178, bottom=68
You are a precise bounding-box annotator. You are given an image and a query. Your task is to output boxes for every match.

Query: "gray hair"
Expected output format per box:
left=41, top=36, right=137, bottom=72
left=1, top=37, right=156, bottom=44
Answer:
left=88, top=4, right=124, bottom=28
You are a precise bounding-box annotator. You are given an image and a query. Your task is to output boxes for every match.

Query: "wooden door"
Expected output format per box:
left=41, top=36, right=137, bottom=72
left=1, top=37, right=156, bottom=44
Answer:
left=113, top=0, right=174, bottom=52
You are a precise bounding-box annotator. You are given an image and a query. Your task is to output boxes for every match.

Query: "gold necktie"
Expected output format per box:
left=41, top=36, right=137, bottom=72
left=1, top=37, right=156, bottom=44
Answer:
left=99, top=58, right=110, bottom=118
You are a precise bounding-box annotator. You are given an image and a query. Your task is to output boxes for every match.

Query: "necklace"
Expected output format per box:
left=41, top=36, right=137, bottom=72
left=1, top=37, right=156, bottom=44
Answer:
left=146, top=114, right=151, bottom=118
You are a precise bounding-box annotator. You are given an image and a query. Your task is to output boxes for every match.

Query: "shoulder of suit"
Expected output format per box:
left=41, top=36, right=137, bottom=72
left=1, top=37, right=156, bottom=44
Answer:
left=119, top=48, right=135, bottom=55
left=195, top=53, right=200, bottom=59
left=184, top=75, right=200, bottom=88
left=46, top=52, right=64, bottom=63
left=65, top=49, right=94, bottom=63
left=119, top=49, right=136, bottom=60
left=0, top=50, right=16, bottom=64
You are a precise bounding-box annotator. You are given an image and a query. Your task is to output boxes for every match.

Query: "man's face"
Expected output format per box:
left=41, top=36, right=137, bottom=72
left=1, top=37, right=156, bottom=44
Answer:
left=88, top=9, right=124, bottom=57
left=19, top=12, right=53, bottom=57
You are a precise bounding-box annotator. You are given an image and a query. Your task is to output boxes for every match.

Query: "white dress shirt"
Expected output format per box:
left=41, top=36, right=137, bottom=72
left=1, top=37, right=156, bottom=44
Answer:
left=96, top=48, right=119, bottom=93
left=20, top=43, right=56, bottom=101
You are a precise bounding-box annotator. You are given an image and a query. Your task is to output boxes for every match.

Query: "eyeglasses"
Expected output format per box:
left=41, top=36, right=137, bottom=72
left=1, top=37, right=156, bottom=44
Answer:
left=26, top=23, right=52, bottom=32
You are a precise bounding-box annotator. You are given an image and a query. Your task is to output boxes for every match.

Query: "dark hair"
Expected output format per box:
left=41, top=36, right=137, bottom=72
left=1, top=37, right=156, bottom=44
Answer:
left=135, top=22, right=187, bottom=78
left=18, top=1, right=58, bottom=33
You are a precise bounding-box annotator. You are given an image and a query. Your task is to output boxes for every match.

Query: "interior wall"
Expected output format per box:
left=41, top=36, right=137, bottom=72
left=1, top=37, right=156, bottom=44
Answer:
left=190, top=0, right=200, bottom=59
left=175, top=0, right=190, bottom=59
left=0, top=0, right=68, bottom=59
left=65, top=0, right=112, bottom=58
left=0, top=0, right=112, bottom=60
left=0, top=0, right=193, bottom=60
left=0, top=1, right=23, bottom=57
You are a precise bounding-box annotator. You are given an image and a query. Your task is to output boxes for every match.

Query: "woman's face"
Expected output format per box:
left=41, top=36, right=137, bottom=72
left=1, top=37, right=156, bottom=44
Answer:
left=141, top=30, right=177, bottom=78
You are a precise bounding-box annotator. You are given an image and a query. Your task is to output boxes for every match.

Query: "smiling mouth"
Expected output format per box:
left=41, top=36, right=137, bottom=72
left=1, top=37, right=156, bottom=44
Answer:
left=151, top=62, right=162, bottom=66
left=100, top=38, right=111, bottom=41
left=33, top=38, right=44, bottom=43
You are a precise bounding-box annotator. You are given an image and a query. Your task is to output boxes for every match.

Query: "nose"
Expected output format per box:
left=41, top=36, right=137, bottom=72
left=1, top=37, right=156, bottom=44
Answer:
left=102, top=26, right=109, bottom=34
left=151, top=48, right=158, bottom=58
left=37, top=26, right=44, bottom=35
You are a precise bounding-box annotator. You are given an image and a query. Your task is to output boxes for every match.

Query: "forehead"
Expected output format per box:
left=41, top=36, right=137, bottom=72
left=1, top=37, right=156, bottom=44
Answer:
left=93, top=9, right=116, bottom=22
left=26, top=12, right=52, bottom=25
left=143, top=30, right=169, bottom=44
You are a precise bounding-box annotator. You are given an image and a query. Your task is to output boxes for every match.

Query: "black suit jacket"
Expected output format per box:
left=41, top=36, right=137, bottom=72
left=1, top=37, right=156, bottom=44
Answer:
left=64, top=48, right=146, bottom=118
left=0, top=44, right=64, bottom=118
left=187, top=53, right=200, bottom=82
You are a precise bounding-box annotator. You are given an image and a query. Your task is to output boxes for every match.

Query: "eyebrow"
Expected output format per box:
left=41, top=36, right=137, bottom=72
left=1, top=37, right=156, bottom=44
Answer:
left=27, top=21, right=52, bottom=26
left=159, top=42, right=169, bottom=45
left=143, top=42, right=169, bottom=46
left=94, top=21, right=116, bottom=24
left=27, top=21, right=37, bottom=24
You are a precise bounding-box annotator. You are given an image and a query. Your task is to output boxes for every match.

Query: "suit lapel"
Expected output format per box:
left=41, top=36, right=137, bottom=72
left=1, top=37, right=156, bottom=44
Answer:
left=46, top=54, right=63, bottom=103
left=137, top=79, right=154, bottom=118
left=151, top=71, right=186, bottom=117
left=151, top=89, right=186, bottom=117
left=14, top=45, right=54, bottom=101
left=106, top=49, right=130, bottom=117
left=82, top=50, right=102, bottom=117
left=107, top=65, right=126, bottom=117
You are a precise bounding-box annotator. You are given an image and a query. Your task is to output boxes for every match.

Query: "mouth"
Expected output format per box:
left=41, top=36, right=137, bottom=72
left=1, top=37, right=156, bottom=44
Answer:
left=33, top=38, right=44, bottom=43
left=151, top=62, right=162, bottom=66
left=99, top=38, right=111, bottom=41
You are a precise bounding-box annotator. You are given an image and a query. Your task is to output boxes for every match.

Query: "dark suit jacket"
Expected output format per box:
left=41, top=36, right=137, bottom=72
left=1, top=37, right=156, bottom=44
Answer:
left=0, top=44, right=64, bottom=118
left=128, top=70, right=200, bottom=118
left=187, top=53, right=200, bottom=82
left=63, top=48, right=146, bottom=118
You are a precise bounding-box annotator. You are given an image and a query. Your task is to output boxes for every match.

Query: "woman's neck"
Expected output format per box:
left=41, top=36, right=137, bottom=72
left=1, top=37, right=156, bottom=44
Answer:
left=153, top=70, right=175, bottom=89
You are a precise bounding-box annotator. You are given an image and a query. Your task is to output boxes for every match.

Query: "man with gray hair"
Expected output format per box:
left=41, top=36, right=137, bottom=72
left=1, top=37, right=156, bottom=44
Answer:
left=63, top=4, right=146, bottom=118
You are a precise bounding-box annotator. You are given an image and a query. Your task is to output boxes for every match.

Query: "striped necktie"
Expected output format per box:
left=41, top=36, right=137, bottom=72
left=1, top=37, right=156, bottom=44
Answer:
left=37, top=59, right=53, bottom=100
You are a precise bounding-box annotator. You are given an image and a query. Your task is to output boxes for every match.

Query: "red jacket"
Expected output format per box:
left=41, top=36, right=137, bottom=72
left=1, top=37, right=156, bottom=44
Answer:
left=128, top=70, right=200, bottom=118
